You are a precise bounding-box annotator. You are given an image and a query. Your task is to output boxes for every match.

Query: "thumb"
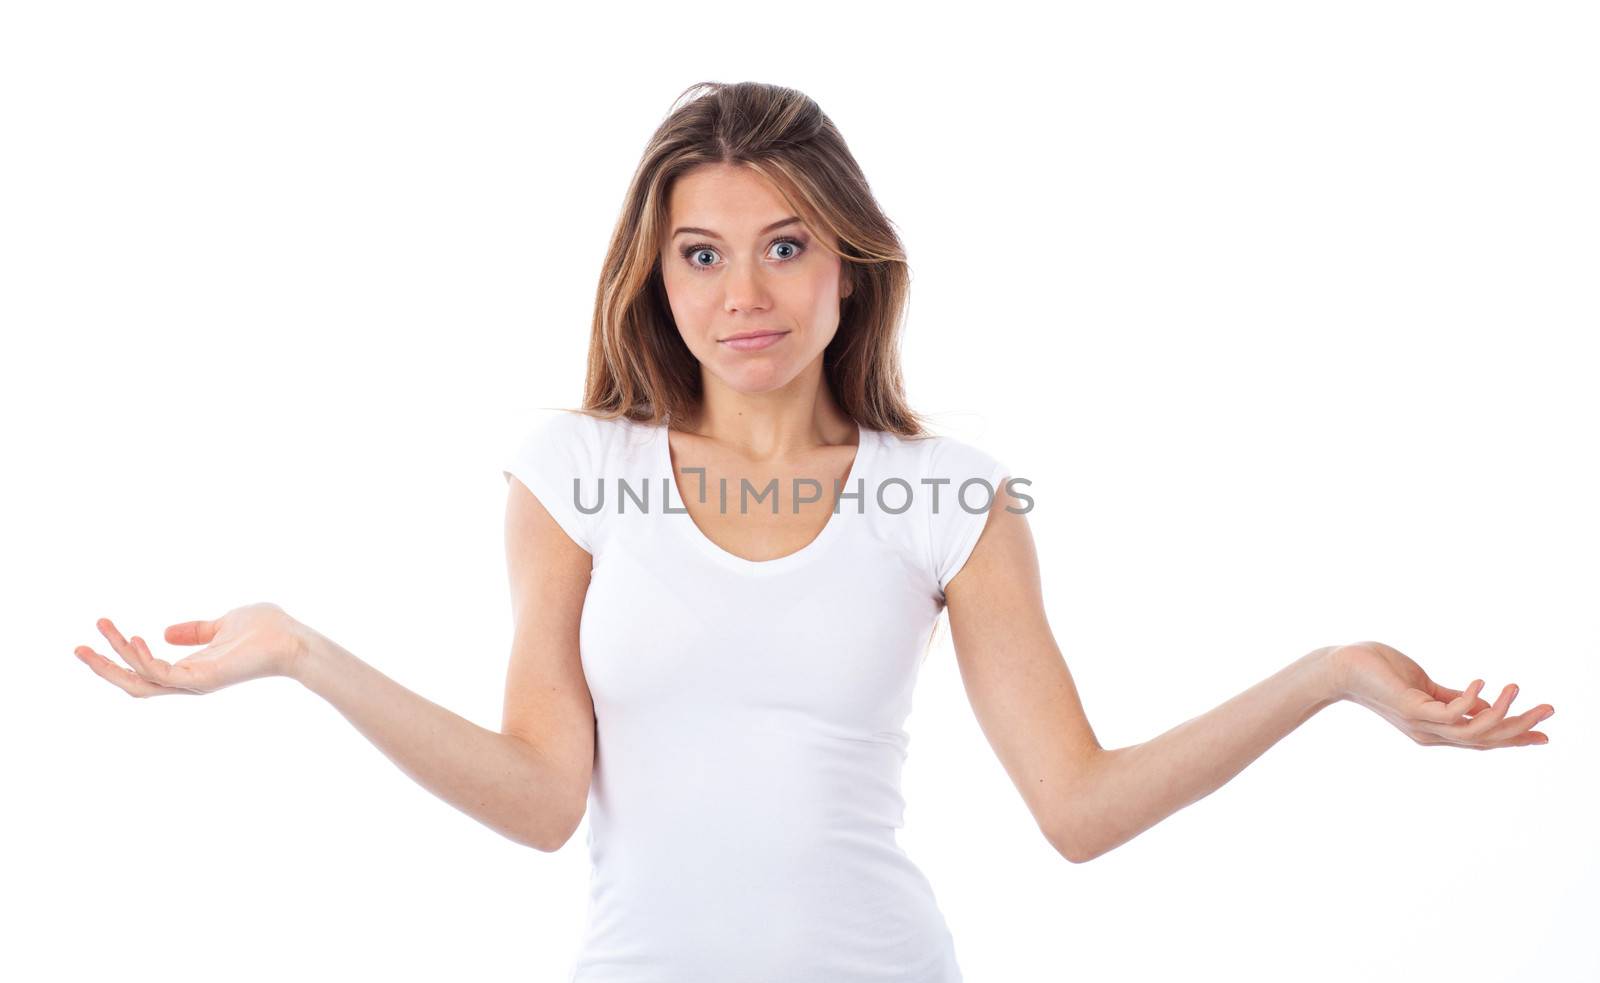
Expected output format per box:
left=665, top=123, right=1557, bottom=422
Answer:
left=164, top=618, right=219, bottom=647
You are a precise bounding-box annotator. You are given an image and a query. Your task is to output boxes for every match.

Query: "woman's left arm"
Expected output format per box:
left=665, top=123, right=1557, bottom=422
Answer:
left=943, top=480, right=1556, bottom=865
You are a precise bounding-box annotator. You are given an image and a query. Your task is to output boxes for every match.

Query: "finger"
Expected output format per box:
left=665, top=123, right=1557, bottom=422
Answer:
left=1442, top=683, right=1519, bottom=742
left=1404, top=685, right=1472, bottom=725
left=1463, top=696, right=1493, bottom=716
left=1428, top=678, right=1488, bottom=713
left=134, top=634, right=207, bottom=692
left=1487, top=729, right=1550, bottom=748
left=1437, top=679, right=1486, bottom=722
left=165, top=618, right=219, bottom=647
left=73, top=645, right=193, bottom=698
left=97, top=618, right=156, bottom=680
left=1480, top=703, right=1555, bottom=745
left=98, top=619, right=193, bottom=691
left=132, top=634, right=205, bottom=692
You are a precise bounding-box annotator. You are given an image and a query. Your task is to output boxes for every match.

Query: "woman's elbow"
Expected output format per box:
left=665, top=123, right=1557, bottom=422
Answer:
left=1045, top=791, right=1113, bottom=863
left=1059, top=843, right=1099, bottom=865
left=1044, top=820, right=1099, bottom=864
left=526, top=804, right=584, bottom=853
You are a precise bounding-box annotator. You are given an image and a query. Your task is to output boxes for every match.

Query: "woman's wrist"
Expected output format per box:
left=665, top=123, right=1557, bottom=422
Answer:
left=1308, top=645, right=1348, bottom=706
left=283, top=623, right=337, bottom=688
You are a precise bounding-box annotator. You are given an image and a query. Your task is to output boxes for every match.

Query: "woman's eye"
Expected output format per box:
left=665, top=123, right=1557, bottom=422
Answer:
left=770, top=238, right=802, bottom=260
left=682, top=237, right=805, bottom=271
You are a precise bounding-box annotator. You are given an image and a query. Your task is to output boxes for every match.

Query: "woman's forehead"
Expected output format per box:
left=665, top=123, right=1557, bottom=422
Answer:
left=668, top=166, right=805, bottom=223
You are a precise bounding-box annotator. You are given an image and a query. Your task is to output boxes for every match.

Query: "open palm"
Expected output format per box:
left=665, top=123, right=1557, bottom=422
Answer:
left=73, top=602, right=308, bottom=697
left=1333, top=641, right=1554, bottom=749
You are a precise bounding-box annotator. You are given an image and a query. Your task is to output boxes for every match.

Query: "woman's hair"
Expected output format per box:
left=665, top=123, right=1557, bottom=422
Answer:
left=576, top=80, right=931, bottom=438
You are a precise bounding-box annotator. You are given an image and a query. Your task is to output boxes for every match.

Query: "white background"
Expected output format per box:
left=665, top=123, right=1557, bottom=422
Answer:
left=5, top=2, right=1595, bottom=980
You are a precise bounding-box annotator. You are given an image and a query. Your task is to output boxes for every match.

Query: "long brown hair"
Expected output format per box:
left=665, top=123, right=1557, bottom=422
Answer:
left=575, top=80, right=931, bottom=438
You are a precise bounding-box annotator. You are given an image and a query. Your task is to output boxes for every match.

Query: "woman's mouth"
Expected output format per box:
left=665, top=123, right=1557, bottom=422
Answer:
left=719, top=331, right=789, bottom=352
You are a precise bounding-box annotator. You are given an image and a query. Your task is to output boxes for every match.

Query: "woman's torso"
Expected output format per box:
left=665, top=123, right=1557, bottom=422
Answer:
left=503, top=411, right=1008, bottom=982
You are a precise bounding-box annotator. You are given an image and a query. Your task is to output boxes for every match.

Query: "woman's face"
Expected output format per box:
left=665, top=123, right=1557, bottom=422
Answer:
left=659, top=162, right=851, bottom=396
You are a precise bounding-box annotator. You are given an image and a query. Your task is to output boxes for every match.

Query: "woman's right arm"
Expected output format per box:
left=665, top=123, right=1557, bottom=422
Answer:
left=75, top=478, right=597, bottom=853
left=292, top=477, right=596, bottom=852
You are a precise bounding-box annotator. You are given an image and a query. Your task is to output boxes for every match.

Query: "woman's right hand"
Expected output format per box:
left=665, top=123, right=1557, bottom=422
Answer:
left=73, top=602, right=313, bottom=697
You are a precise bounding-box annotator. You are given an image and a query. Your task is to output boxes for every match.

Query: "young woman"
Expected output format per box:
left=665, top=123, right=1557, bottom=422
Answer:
left=74, top=81, right=1555, bottom=982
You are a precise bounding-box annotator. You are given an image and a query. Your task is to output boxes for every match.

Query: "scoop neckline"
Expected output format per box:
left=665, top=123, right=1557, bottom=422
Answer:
left=657, top=420, right=875, bottom=575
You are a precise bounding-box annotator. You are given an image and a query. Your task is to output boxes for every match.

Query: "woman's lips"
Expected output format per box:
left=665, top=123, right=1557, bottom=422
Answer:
left=719, top=331, right=788, bottom=352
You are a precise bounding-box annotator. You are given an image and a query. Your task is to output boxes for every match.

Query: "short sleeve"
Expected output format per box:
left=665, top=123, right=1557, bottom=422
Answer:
left=501, top=410, right=602, bottom=554
left=924, top=435, right=1010, bottom=597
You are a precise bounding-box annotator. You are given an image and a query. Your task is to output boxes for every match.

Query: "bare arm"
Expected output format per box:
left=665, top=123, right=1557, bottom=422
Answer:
left=75, top=477, right=596, bottom=853
left=289, top=626, right=581, bottom=852
left=1050, top=647, right=1340, bottom=863
left=289, top=475, right=596, bottom=853
left=943, top=479, right=1548, bottom=864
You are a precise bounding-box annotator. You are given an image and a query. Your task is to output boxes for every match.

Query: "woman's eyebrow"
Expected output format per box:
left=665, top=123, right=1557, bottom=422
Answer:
left=672, top=216, right=803, bottom=239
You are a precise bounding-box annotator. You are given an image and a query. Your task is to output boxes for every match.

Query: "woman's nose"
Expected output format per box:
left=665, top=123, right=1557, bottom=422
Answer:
left=722, top=261, right=773, bottom=313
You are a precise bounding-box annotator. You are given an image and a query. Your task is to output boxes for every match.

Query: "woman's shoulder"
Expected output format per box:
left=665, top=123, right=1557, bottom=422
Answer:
left=515, top=408, right=656, bottom=461
left=860, top=425, right=1012, bottom=599
left=501, top=409, right=658, bottom=555
left=872, top=426, right=1010, bottom=486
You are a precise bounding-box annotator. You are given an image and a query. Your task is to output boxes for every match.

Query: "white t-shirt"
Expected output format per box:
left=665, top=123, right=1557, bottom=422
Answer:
left=502, top=408, right=1010, bottom=983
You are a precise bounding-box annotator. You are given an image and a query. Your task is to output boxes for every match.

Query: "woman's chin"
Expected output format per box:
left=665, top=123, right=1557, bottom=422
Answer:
left=714, top=362, right=801, bottom=395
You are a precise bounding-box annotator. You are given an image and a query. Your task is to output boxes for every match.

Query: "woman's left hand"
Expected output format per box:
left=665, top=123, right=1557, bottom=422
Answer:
left=1329, top=641, right=1555, bottom=749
